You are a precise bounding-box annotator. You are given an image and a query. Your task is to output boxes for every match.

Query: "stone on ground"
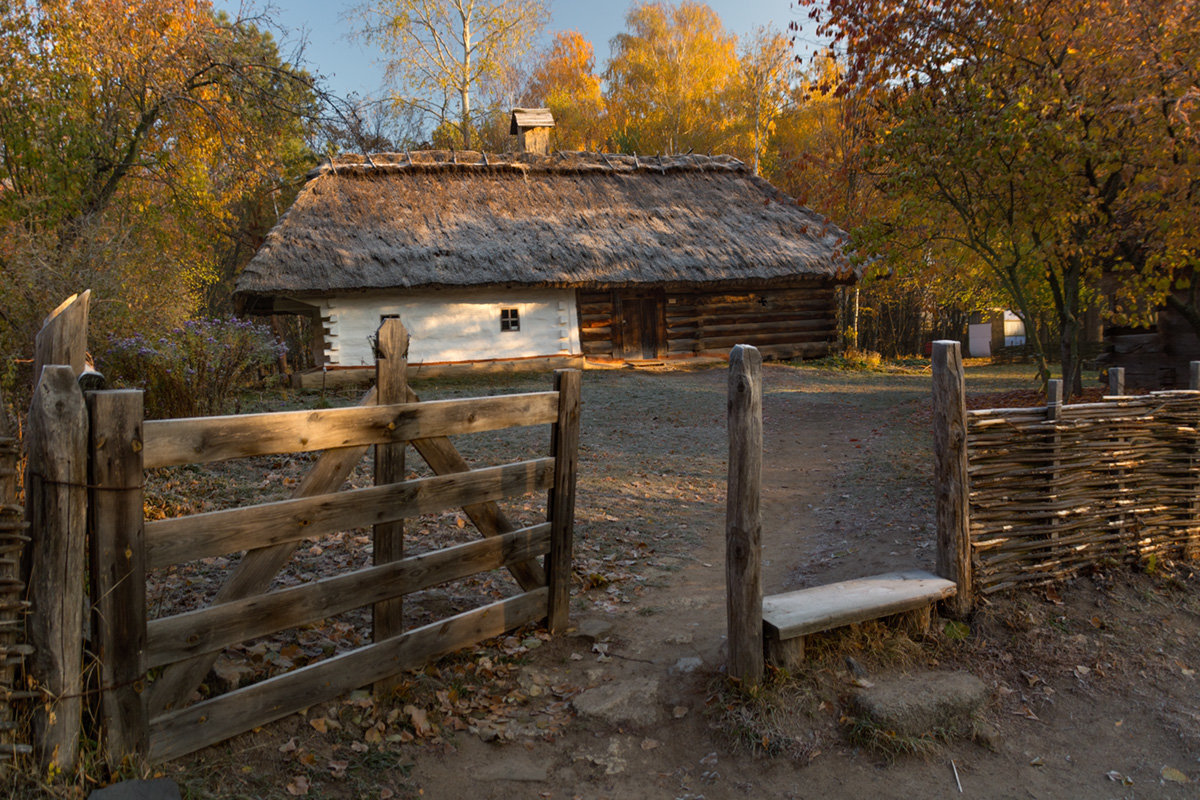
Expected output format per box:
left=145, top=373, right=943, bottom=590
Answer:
left=572, top=678, right=661, bottom=726
left=850, top=671, right=988, bottom=738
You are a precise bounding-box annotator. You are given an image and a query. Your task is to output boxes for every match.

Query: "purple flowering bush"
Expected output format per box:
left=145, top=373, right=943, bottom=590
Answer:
left=101, top=318, right=286, bottom=418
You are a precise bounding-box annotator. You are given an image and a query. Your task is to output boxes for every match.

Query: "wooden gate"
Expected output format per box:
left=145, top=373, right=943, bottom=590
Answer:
left=87, top=319, right=580, bottom=764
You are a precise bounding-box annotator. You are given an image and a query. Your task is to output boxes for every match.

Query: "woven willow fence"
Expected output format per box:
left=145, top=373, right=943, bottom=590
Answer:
left=933, top=341, right=1200, bottom=608
left=0, top=400, right=31, bottom=765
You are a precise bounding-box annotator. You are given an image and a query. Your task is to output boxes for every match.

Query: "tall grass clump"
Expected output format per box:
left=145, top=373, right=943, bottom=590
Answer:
left=100, top=317, right=284, bottom=418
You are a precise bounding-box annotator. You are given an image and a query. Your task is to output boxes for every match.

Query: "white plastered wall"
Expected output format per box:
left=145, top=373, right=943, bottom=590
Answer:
left=311, top=287, right=582, bottom=366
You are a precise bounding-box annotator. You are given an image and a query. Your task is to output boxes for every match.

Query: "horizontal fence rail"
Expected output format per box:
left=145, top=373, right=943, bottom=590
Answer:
left=148, top=589, right=549, bottom=763
left=143, top=392, right=560, bottom=468
left=144, top=523, right=551, bottom=668
left=143, top=457, right=555, bottom=568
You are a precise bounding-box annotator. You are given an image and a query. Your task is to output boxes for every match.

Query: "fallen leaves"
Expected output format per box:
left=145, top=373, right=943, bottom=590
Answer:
left=1161, top=765, right=1190, bottom=784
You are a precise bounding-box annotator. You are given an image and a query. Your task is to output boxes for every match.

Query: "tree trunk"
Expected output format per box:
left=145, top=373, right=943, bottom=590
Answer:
left=460, top=12, right=472, bottom=149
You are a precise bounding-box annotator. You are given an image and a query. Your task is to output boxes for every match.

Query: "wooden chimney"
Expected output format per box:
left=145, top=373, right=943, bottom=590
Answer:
left=510, top=108, right=555, bottom=155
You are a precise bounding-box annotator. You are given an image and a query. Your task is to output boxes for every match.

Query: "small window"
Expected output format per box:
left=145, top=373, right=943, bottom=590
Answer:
left=500, top=308, right=520, bottom=332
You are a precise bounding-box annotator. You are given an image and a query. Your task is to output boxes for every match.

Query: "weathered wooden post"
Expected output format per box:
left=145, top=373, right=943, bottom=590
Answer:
left=1045, top=379, right=1065, bottom=542
left=33, top=291, right=90, bottom=381
left=0, top=394, right=31, bottom=767
left=25, top=366, right=88, bottom=772
left=373, top=318, right=408, bottom=695
left=726, top=345, right=763, bottom=684
left=547, top=369, right=581, bottom=634
left=932, top=341, right=972, bottom=618
left=1191, top=362, right=1200, bottom=391
left=1108, top=367, right=1125, bottom=396
left=88, top=390, right=148, bottom=764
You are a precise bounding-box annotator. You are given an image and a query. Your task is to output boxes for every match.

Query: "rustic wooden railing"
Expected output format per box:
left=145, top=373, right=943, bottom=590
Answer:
left=933, top=340, right=1200, bottom=599
left=82, top=317, right=580, bottom=764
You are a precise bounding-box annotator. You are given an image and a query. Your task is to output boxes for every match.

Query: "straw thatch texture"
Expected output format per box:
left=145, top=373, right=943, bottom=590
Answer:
left=235, top=151, right=850, bottom=300
left=966, top=392, right=1200, bottom=593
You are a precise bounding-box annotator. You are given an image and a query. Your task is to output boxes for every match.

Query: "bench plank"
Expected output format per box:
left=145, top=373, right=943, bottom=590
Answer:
left=763, top=570, right=956, bottom=640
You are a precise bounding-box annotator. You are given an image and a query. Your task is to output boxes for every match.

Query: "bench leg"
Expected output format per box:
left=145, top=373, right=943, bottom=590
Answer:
left=764, top=632, right=805, bottom=670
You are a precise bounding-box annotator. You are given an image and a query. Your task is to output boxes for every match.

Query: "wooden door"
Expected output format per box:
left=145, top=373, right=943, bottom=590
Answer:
left=615, top=291, right=665, bottom=360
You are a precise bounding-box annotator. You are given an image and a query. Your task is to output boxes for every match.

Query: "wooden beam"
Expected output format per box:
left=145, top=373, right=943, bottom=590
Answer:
left=932, top=341, right=972, bottom=617
left=547, top=370, right=581, bottom=634
left=146, top=524, right=550, bottom=669
left=25, top=366, right=88, bottom=772
left=373, top=318, right=407, bottom=696
left=144, top=458, right=555, bottom=569
left=88, top=390, right=148, bottom=764
left=147, top=589, right=547, bottom=763
left=725, top=345, right=763, bottom=685
left=142, top=392, right=559, bottom=468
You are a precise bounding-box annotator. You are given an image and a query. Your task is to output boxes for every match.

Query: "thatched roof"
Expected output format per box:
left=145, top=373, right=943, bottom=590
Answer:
left=235, top=151, right=852, bottom=301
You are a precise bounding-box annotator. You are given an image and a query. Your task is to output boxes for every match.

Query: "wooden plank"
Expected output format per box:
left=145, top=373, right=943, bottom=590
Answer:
left=25, top=366, right=88, bottom=772
left=142, top=392, right=559, bottom=468
left=406, top=407, right=546, bottom=591
left=932, top=340, right=972, bottom=617
left=547, top=371, right=581, bottom=634
left=147, top=589, right=548, bottom=764
left=753, top=342, right=830, bottom=360
left=667, top=317, right=836, bottom=338
left=372, top=318, right=407, bottom=695
left=147, top=388, right=380, bottom=716
left=33, top=291, right=90, bottom=379
left=762, top=571, right=957, bottom=640
left=145, top=524, right=551, bottom=669
left=88, top=390, right=148, bottom=764
left=666, top=310, right=835, bottom=331
left=670, top=330, right=836, bottom=351
left=145, top=458, right=555, bottom=568
left=581, top=340, right=614, bottom=356
left=725, top=345, right=763, bottom=685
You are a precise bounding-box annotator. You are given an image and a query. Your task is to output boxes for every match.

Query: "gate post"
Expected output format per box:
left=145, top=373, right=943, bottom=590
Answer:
left=726, top=345, right=763, bottom=685
left=25, top=366, right=88, bottom=772
left=88, top=390, right=147, bottom=764
left=547, top=369, right=581, bottom=634
left=373, top=318, right=408, bottom=696
left=932, top=341, right=972, bottom=617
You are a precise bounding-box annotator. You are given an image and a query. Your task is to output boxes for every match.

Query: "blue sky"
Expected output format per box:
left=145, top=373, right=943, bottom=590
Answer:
left=214, top=1, right=829, bottom=100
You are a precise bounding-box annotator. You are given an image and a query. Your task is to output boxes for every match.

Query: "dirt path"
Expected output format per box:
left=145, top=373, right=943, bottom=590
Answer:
left=159, top=363, right=1200, bottom=800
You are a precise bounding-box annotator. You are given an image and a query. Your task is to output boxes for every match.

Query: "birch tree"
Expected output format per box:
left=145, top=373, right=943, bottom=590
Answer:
left=353, top=0, right=548, bottom=149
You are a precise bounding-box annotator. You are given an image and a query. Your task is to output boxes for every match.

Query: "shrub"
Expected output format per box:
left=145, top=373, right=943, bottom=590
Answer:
left=100, top=318, right=285, bottom=418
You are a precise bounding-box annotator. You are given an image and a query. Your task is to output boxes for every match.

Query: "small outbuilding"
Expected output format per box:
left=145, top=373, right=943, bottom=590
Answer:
left=235, top=148, right=853, bottom=383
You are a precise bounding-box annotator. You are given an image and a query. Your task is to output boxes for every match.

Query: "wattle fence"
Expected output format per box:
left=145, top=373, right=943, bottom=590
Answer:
left=933, top=341, right=1200, bottom=605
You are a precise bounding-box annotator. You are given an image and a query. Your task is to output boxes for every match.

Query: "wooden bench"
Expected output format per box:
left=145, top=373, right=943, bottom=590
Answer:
left=762, top=570, right=957, bottom=668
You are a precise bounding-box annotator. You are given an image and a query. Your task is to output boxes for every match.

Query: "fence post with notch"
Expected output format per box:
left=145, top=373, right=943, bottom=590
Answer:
left=25, top=365, right=88, bottom=773
left=88, top=389, right=148, bottom=764
left=547, top=369, right=581, bottom=634
left=725, top=344, right=763, bottom=685
left=373, top=317, right=408, bottom=696
left=932, top=340, right=972, bottom=617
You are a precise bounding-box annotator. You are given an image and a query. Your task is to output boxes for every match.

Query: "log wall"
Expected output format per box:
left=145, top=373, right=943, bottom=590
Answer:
left=578, top=281, right=838, bottom=360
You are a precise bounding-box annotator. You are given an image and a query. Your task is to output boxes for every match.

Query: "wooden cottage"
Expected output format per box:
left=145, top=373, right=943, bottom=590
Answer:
left=234, top=150, right=853, bottom=382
